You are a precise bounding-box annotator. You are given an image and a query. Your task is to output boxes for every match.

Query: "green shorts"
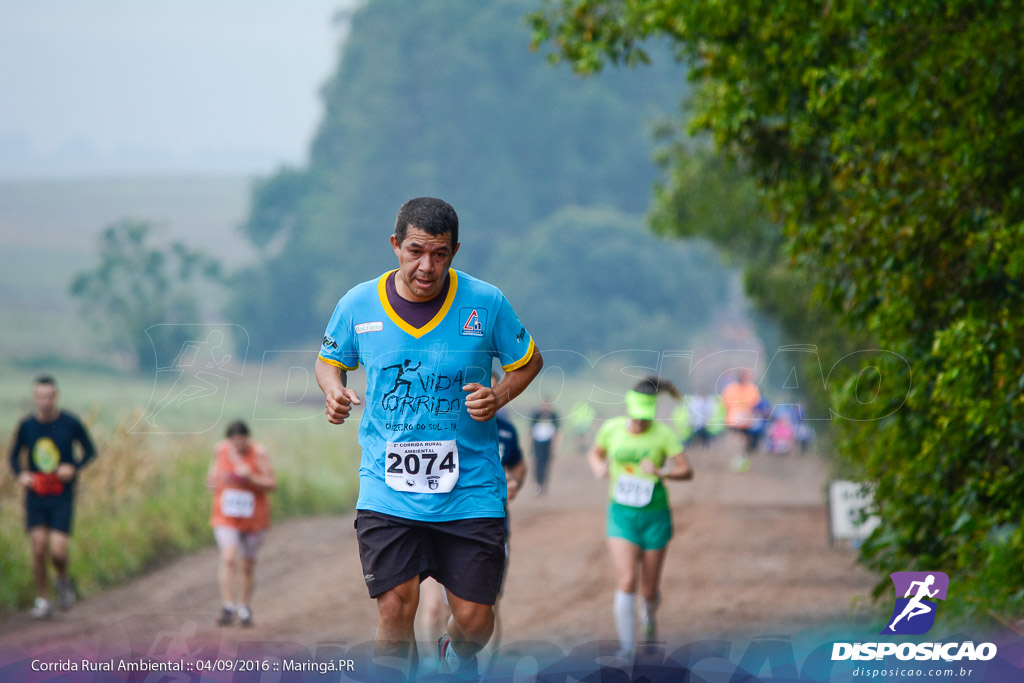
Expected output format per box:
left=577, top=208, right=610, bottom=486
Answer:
left=607, top=503, right=673, bottom=550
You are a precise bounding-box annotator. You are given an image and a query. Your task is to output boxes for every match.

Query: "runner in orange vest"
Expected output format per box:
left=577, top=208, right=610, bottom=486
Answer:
left=720, top=369, right=762, bottom=473
left=207, top=420, right=275, bottom=627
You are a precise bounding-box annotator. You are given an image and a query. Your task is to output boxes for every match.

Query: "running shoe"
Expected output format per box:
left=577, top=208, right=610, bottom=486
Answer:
left=642, top=617, right=657, bottom=642
left=237, top=605, right=254, bottom=627
left=30, top=597, right=53, bottom=619
left=613, top=646, right=633, bottom=660
left=55, top=577, right=76, bottom=610
left=730, top=454, right=751, bottom=473
left=437, top=634, right=479, bottom=679
left=216, top=606, right=235, bottom=626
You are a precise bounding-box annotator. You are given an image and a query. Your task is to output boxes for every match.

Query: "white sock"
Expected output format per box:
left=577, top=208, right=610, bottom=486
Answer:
left=613, top=590, right=636, bottom=653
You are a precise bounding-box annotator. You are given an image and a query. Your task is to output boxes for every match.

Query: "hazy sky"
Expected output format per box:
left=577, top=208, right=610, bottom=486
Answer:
left=0, top=1, right=353, bottom=178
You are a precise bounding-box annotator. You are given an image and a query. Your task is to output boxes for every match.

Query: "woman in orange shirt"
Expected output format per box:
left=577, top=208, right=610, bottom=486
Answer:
left=207, top=420, right=275, bottom=627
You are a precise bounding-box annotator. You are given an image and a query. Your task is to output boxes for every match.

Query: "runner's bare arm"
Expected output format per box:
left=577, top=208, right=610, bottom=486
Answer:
left=505, top=459, right=527, bottom=500
left=588, top=444, right=609, bottom=479
left=248, top=446, right=277, bottom=491
left=659, top=452, right=694, bottom=481
left=463, top=350, right=544, bottom=422
left=315, top=357, right=362, bottom=425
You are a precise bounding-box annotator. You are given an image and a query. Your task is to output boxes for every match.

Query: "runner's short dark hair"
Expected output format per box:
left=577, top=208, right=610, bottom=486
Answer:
left=395, top=197, right=458, bottom=248
left=35, top=375, right=56, bottom=387
left=225, top=420, right=250, bottom=438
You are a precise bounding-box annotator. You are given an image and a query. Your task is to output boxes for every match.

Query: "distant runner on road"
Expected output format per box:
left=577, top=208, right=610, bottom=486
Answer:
left=8, top=376, right=97, bottom=619
left=528, top=399, right=560, bottom=495
left=207, top=420, right=275, bottom=628
left=721, top=369, right=762, bottom=473
left=588, top=376, right=693, bottom=658
left=316, top=197, right=543, bottom=679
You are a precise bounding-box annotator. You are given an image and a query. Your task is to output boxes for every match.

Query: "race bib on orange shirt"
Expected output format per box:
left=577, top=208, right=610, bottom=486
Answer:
left=221, top=488, right=256, bottom=518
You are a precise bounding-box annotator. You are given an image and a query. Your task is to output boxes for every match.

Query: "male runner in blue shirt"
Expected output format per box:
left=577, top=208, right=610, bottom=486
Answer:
left=315, top=197, right=542, bottom=678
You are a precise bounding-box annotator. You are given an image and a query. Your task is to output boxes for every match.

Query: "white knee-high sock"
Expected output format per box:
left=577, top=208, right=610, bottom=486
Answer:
left=613, top=590, right=636, bottom=652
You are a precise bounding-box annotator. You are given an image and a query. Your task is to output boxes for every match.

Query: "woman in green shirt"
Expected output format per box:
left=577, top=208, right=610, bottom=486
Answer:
left=588, top=376, right=693, bottom=658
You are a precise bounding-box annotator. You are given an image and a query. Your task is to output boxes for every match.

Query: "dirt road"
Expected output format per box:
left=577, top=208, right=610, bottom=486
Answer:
left=0, top=443, right=877, bottom=668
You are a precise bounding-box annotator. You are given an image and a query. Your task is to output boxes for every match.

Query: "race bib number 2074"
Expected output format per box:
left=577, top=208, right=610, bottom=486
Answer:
left=385, top=440, right=459, bottom=494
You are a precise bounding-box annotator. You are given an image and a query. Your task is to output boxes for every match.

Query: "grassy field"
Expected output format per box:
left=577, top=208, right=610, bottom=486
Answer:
left=0, top=175, right=253, bottom=363
left=0, top=363, right=361, bottom=616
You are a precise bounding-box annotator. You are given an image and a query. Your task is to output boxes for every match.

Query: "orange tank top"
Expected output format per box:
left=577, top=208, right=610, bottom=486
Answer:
left=722, top=381, right=761, bottom=429
left=210, top=441, right=271, bottom=532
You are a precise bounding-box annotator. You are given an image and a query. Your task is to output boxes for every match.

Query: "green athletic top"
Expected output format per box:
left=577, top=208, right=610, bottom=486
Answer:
left=595, top=416, right=683, bottom=511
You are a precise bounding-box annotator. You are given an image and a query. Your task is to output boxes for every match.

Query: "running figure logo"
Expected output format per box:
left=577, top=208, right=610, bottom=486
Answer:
left=382, top=360, right=422, bottom=403
left=882, top=571, right=949, bottom=635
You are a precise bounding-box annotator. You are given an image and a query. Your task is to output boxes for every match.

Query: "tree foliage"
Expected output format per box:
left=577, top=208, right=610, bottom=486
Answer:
left=530, top=0, right=1024, bottom=618
left=499, top=206, right=728, bottom=368
left=70, top=220, right=223, bottom=372
left=231, top=0, right=707, bottom=352
left=648, top=128, right=863, bottom=419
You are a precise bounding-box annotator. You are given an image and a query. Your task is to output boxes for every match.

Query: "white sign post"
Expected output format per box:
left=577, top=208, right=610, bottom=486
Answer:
left=828, top=480, right=880, bottom=547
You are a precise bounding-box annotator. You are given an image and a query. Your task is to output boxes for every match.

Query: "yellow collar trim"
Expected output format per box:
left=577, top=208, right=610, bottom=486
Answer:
left=378, top=269, right=459, bottom=339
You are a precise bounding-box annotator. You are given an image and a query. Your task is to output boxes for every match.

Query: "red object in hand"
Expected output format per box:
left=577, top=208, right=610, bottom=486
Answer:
left=32, top=473, right=65, bottom=496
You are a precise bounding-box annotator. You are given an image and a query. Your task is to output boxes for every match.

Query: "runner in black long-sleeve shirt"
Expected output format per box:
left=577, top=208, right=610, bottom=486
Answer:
left=8, top=376, right=96, bottom=618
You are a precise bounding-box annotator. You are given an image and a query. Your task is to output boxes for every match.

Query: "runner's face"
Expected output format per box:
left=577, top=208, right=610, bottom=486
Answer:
left=390, top=227, right=459, bottom=302
left=230, top=434, right=250, bottom=453
left=33, top=384, right=57, bottom=417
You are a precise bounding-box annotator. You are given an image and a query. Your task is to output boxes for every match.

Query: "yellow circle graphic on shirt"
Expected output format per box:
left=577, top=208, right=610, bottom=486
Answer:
left=32, top=438, right=61, bottom=473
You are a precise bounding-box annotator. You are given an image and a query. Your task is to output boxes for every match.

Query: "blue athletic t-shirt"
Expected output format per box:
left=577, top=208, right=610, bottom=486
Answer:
left=319, top=268, right=535, bottom=522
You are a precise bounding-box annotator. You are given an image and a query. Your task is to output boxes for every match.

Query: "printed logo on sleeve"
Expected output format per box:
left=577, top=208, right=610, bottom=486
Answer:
left=323, top=335, right=339, bottom=349
left=460, top=308, right=486, bottom=337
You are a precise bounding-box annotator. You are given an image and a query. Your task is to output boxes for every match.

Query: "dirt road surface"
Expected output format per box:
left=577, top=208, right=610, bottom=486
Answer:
left=0, top=443, right=878, bottom=672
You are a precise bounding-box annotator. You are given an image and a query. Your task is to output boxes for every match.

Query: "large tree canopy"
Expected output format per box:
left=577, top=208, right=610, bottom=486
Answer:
left=531, top=0, right=1024, bottom=618
left=232, top=0, right=717, bottom=354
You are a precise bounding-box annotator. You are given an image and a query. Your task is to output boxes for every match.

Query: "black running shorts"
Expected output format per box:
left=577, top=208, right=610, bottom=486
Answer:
left=25, top=493, right=74, bottom=534
left=355, top=510, right=506, bottom=605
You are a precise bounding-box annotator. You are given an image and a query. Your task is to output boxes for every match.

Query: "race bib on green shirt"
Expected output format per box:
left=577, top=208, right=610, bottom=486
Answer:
left=613, top=473, right=656, bottom=507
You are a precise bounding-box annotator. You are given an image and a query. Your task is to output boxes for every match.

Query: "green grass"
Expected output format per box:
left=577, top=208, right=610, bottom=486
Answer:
left=0, top=364, right=361, bottom=616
